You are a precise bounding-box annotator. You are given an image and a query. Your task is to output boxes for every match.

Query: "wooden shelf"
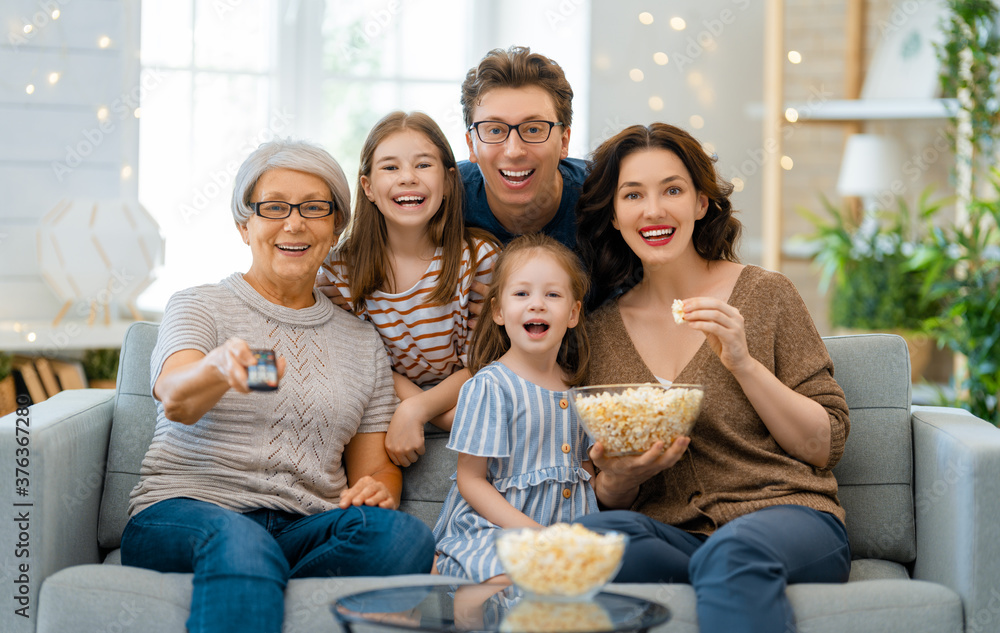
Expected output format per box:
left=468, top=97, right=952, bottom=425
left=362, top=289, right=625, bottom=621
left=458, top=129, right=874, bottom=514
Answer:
left=0, top=319, right=137, bottom=353
left=746, top=98, right=958, bottom=122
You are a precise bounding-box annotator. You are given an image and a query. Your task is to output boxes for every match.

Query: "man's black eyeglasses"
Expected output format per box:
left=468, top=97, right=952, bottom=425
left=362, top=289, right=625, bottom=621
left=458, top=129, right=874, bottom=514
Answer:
left=469, top=120, right=564, bottom=144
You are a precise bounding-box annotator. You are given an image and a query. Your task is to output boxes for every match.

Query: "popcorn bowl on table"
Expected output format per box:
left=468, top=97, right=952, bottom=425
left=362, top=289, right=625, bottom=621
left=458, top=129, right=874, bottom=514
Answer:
left=494, top=523, right=627, bottom=601
left=570, top=383, right=704, bottom=457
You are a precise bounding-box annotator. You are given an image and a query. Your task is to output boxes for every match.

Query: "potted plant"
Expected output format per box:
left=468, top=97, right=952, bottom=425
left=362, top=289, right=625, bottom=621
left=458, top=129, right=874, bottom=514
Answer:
left=923, top=0, right=1000, bottom=425
left=797, top=189, right=948, bottom=381
left=0, top=351, right=15, bottom=416
left=83, top=348, right=120, bottom=389
left=910, top=169, right=1000, bottom=425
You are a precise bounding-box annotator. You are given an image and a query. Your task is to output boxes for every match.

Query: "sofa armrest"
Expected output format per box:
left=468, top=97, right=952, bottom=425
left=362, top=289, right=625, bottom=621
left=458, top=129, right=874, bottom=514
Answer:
left=911, top=405, right=1000, bottom=628
left=0, top=389, right=115, bottom=633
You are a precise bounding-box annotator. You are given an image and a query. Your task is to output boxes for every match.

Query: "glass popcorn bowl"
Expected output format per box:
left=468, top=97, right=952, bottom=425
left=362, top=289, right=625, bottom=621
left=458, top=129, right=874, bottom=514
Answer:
left=569, top=383, right=704, bottom=457
left=494, top=524, right=627, bottom=602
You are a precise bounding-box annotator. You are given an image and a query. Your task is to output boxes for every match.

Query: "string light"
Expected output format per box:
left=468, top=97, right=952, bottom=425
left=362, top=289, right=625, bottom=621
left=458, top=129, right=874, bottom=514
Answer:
left=98, top=36, right=111, bottom=48
left=97, top=107, right=110, bottom=120
left=121, top=165, right=133, bottom=179
left=26, top=332, right=37, bottom=343
left=653, top=52, right=669, bottom=65
left=785, top=107, right=799, bottom=122
left=639, top=12, right=654, bottom=25
left=133, top=107, right=142, bottom=118
left=48, top=72, right=60, bottom=84
left=670, top=17, right=686, bottom=30
left=689, top=115, right=705, bottom=129
left=788, top=51, right=802, bottom=64
left=25, top=84, right=35, bottom=95
left=781, top=156, right=794, bottom=170
left=52, top=9, right=60, bottom=19
left=629, top=68, right=644, bottom=82
left=23, top=25, right=33, bottom=34
left=731, top=177, right=745, bottom=192
left=648, top=96, right=664, bottom=111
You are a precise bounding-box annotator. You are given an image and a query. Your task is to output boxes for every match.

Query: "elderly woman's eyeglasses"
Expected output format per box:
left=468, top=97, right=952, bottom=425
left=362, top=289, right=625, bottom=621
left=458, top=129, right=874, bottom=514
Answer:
left=252, top=200, right=335, bottom=219
left=469, top=120, right=564, bottom=144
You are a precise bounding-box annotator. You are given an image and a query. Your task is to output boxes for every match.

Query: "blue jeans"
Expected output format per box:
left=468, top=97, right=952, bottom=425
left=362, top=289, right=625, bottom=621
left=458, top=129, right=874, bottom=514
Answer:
left=577, top=505, right=850, bottom=633
left=121, top=498, right=435, bottom=633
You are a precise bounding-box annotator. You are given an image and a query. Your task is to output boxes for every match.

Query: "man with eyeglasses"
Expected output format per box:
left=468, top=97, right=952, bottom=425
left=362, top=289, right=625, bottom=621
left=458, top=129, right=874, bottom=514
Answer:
left=459, top=46, right=587, bottom=249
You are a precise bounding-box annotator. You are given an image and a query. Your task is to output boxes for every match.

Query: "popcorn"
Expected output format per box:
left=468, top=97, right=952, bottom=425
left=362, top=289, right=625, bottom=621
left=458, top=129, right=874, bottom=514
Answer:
left=572, top=385, right=703, bottom=455
left=672, top=298, right=686, bottom=324
left=495, top=524, right=626, bottom=599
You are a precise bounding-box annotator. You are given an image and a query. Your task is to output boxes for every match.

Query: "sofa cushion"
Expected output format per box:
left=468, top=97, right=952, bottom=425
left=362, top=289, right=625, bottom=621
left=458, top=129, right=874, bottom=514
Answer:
left=98, top=322, right=160, bottom=549
left=38, top=565, right=465, bottom=633
left=42, top=565, right=961, bottom=633
left=611, top=579, right=961, bottom=633
left=848, top=558, right=910, bottom=581
left=826, top=334, right=916, bottom=564
left=399, top=427, right=457, bottom=528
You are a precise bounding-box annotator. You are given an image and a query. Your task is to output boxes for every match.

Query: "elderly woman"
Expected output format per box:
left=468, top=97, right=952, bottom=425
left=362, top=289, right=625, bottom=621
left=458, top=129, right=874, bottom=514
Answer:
left=120, top=139, right=435, bottom=633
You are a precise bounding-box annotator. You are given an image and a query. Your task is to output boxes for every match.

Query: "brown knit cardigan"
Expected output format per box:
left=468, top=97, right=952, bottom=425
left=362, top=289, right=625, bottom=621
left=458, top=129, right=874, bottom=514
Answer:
left=587, top=265, right=849, bottom=535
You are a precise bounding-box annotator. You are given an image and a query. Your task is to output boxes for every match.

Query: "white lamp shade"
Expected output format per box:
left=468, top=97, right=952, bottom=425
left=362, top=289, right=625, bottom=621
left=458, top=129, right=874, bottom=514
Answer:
left=836, top=134, right=905, bottom=197
left=37, top=199, right=165, bottom=310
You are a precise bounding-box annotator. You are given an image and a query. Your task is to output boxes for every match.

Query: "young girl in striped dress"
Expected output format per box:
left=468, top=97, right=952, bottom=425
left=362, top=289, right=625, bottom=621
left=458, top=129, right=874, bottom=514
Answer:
left=433, top=233, right=597, bottom=582
left=322, top=111, right=500, bottom=467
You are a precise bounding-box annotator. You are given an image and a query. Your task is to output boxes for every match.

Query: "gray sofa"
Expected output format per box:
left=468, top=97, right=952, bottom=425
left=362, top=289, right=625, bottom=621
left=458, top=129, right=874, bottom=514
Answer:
left=2, top=323, right=999, bottom=632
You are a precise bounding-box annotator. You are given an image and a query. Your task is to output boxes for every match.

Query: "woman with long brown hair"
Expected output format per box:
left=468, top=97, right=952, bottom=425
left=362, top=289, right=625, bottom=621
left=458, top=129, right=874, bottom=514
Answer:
left=575, top=123, right=851, bottom=632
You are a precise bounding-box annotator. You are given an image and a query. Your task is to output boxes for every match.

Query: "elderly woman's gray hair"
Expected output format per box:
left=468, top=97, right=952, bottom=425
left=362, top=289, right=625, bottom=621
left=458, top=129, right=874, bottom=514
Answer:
left=231, top=139, right=351, bottom=235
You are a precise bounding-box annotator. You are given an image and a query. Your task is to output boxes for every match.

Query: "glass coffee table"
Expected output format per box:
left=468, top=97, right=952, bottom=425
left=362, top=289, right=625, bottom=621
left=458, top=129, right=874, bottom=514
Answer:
left=332, top=583, right=669, bottom=633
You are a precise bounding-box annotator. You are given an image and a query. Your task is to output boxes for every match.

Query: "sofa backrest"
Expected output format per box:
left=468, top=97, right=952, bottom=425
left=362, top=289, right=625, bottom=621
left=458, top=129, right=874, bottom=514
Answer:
left=98, top=322, right=159, bottom=549
left=97, top=324, right=916, bottom=565
left=826, top=333, right=915, bottom=564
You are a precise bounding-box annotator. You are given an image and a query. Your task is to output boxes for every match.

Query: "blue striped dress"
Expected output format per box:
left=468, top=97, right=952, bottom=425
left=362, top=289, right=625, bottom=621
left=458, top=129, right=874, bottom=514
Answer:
left=432, top=361, right=598, bottom=582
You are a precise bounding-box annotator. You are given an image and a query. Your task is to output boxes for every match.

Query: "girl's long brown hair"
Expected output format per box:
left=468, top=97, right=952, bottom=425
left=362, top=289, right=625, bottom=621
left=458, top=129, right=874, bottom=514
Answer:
left=338, top=111, right=497, bottom=312
left=468, top=233, right=590, bottom=387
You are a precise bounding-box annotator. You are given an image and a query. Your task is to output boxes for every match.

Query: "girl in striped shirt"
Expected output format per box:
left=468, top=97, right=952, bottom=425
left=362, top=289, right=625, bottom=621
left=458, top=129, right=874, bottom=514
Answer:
left=322, top=111, right=500, bottom=467
left=432, top=233, right=597, bottom=582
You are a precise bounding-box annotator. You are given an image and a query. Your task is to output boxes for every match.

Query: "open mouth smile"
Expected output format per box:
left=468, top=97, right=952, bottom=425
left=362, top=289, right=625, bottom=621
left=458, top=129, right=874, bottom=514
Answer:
left=500, top=169, right=535, bottom=185
left=523, top=320, right=550, bottom=337
left=276, top=244, right=310, bottom=253
left=392, top=195, right=426, bottom=208
left=640, top=226, right=675, bottom=243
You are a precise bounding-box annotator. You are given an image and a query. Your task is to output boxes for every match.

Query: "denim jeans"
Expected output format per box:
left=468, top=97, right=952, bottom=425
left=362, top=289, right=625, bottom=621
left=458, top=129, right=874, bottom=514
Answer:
left=577, top=505, right=851, bottom=633
left=121, top=497, right=435, bottom=633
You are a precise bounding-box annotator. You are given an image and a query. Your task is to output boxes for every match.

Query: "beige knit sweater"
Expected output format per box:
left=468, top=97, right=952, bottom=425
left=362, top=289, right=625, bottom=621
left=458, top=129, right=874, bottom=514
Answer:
left=587, top=265, right=849, bottom=534
left=129, top=273, right=398, bottom=518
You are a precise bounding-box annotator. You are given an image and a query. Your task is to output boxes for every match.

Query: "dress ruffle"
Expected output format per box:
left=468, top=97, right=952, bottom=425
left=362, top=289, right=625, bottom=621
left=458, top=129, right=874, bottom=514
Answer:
left=494, top=466, right=593, bottom=492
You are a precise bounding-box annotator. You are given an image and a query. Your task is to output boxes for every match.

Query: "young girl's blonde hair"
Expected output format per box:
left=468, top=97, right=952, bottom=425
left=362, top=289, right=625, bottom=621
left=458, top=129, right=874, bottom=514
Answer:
left=469, top=233, right=590, bottom=386
left=338, top=110, right=497, bottom=312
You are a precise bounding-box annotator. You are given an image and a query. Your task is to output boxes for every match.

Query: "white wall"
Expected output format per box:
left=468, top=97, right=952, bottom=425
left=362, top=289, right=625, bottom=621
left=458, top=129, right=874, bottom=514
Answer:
left=0, top=0, right=142, bottom=348
left=587, top=0, right=765, bottom=262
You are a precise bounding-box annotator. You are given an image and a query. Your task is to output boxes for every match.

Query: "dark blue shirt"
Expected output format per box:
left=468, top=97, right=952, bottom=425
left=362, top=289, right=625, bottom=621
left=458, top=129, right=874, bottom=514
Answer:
left=459, top=157, right=588, bottom=249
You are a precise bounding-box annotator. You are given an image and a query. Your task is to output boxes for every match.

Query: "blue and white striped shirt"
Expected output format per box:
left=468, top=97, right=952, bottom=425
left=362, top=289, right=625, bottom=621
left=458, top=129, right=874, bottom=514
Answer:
left=433, top=361, right=597, bottom=581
